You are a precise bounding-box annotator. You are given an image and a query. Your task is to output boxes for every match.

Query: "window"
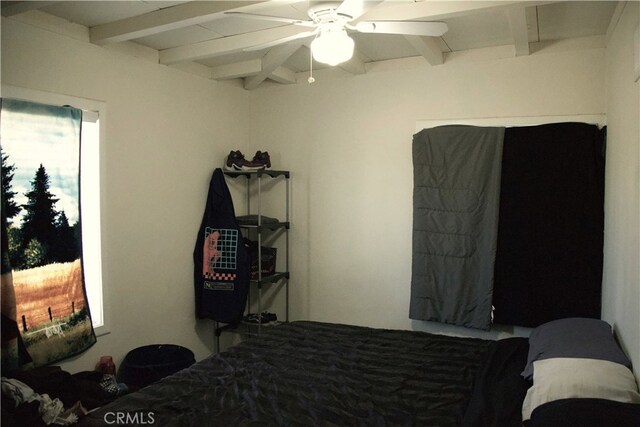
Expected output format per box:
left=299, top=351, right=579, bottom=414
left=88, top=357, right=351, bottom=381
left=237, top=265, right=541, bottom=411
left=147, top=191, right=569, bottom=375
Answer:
left=80, top=111, right=105, bottom=332
left=2, top=86, right=108, bottom=335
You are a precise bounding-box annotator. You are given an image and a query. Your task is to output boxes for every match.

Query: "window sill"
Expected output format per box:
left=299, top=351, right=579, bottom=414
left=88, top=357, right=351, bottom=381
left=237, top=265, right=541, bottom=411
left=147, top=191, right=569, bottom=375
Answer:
left=94, top=325, right=110, bottom=337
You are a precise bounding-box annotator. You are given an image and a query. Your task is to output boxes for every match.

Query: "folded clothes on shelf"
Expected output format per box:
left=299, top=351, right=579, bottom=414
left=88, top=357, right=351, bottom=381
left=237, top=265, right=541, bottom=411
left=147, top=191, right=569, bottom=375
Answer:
left=236, top=215, right=279, bottom=226
left=244, top=238, right=277, bottom=280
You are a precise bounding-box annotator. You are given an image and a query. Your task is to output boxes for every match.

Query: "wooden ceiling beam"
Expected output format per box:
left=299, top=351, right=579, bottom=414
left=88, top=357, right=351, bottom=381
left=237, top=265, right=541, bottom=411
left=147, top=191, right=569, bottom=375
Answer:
left=244, top=42, right=303, bottom=90
left=362, top=1, right=553, bottom=22
left=90, top=1, right=265, bottom=45
left=1, top=1, right=56, bottom=17
left=159, top=25, right=305, bottom=65
left=507, top=6, right=530, bottom=56
left=269, top=66, right=297, bottom=85
left=338, top=51, right=367, bottom=75
left=526, top=6, right=540, bottom=43
left=404, top=35, right=444, bottom=65
left=211, top=59, right=262, bottom=80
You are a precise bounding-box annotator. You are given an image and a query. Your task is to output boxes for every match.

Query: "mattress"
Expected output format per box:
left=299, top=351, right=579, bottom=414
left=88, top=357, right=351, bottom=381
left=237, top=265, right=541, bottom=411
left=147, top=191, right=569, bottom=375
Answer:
left=80, top=321, right=491, bottom=426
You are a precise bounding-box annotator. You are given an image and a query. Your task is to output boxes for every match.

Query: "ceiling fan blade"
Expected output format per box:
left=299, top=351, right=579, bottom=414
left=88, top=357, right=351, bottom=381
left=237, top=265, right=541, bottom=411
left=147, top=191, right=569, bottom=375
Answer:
left=244, top=29, right=319, bottom=52
left=225, top=11, right=316, bottom=27
left=336, top=0, right=383, bottom=21
left=355, top=21, right=448, bottom=37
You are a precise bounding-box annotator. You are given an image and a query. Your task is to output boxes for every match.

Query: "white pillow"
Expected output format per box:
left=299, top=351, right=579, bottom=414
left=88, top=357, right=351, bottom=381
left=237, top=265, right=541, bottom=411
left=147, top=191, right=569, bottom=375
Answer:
left=522, top=357, right=640, bottom=421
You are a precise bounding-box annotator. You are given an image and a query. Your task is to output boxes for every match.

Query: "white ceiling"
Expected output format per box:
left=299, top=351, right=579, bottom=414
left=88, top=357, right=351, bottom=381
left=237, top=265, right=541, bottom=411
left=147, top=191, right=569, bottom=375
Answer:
left=1, top=1, right=619, bottom=89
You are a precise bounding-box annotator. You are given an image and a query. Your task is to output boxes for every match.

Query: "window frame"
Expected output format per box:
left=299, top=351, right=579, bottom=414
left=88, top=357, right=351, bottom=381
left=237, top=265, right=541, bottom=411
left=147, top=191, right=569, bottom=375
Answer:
left=2, top=85, right=109, bottom=336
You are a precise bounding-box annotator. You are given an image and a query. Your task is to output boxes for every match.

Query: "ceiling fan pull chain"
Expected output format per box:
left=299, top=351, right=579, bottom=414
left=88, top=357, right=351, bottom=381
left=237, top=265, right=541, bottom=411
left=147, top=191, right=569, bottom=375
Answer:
left=308, top=41, right=315, bottom=84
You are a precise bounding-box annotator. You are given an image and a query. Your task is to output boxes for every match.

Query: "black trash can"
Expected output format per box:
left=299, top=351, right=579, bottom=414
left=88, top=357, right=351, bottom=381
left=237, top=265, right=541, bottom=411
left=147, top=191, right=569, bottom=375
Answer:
left=118, top=344, right=195, bottom=390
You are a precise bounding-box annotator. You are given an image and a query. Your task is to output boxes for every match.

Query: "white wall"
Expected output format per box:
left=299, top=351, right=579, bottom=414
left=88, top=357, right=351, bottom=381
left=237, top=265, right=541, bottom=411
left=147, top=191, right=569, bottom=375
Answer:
left=250, top=44, right=607, bottom=340
left=3, top=6, right=637, bottom=375
left=602, top=1, right=640, bottom=376
left=1, top=17, right=251, bottom=371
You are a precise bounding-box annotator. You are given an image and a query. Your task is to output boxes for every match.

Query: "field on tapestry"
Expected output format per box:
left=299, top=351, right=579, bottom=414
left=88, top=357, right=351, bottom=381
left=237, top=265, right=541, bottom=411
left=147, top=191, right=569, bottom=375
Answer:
left=1, top=98, right=95, bottom=366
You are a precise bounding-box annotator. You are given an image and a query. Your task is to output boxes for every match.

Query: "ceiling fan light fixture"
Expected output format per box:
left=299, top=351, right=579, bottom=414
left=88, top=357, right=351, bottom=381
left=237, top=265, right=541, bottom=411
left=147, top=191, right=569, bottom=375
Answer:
left=311, top=28, right=354, bottom=66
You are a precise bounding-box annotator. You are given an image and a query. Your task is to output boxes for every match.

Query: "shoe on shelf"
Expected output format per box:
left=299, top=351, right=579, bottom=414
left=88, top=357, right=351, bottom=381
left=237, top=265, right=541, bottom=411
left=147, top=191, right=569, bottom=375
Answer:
left=225, top=150, right=246, bottom=171
left=243, top=313, right=269, bottom=324
left=251, top=151, right=271, bottom=169
left=261, top=312, right=277, bottom=323
left=225, top=150, right=269, bottom=171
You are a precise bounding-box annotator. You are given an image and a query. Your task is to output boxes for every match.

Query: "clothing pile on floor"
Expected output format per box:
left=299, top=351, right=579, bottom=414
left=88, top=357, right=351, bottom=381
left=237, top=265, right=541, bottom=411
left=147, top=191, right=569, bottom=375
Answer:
left=1, top=366, right=114, bottom=426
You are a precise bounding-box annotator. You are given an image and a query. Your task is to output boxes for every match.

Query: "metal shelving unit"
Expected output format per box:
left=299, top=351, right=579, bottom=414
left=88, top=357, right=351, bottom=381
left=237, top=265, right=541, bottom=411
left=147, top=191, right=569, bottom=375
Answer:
left=215, top=169, right=290, bottom=351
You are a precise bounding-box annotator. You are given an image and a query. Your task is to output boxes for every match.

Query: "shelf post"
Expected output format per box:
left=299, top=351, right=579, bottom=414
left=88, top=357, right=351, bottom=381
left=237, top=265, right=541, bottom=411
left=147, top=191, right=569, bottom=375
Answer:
left=285, top=174, right=290, bottom=322
left=257, top=172, right=262, bottom=334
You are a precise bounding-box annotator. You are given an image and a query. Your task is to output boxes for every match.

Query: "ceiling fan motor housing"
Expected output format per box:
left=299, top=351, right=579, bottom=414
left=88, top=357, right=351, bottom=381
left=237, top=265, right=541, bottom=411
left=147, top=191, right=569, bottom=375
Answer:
left=229, top=0, right=448, bottom=65
left=308, top=2, right=354, bottom=24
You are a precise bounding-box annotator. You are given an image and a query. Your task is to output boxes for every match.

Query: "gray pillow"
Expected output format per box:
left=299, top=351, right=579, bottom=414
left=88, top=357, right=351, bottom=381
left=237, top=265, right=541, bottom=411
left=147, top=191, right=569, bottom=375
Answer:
left=521, top=317, right=632, bottom=380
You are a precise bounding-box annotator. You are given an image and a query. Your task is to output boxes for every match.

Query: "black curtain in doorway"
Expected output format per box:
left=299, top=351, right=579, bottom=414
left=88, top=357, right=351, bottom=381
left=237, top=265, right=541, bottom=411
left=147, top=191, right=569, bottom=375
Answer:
left=492, top=123, right=606, bottom=327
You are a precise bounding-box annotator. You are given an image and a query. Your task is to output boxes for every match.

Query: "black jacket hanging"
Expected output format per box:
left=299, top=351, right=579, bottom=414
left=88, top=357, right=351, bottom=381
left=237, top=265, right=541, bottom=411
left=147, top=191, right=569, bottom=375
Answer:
left=193, top=168, right=249, bottom=323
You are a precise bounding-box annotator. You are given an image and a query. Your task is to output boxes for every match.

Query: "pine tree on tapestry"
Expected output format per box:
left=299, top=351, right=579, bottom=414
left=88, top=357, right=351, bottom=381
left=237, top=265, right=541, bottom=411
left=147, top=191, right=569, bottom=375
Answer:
left=1, top=150, right=24, bottom=268
left=1, top=150, right=21, bottom=221
left=1, top=148, right=33, bottom=373
left=20, top=164, right=59, bottom=267
left=54, top=212, right=79, bottom=263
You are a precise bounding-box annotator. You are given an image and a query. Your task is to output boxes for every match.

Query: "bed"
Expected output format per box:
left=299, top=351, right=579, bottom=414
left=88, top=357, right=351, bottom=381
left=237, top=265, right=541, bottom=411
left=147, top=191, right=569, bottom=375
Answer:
left=73, top=320, right=639, bottom=426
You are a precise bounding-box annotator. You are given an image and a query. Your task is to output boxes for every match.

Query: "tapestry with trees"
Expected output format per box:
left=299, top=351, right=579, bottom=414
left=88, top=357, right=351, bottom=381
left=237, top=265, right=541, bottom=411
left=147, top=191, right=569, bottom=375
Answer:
left=1, top=98, right=96, bottom=370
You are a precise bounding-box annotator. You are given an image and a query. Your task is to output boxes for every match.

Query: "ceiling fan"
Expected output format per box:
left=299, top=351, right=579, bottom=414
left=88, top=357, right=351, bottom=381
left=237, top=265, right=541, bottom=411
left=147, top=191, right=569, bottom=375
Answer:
left=226, top=0, right=448, bottom=66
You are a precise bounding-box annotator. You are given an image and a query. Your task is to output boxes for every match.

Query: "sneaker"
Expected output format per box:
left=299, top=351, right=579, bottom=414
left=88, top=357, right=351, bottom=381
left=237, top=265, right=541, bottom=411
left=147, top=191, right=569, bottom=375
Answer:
left=243, top=313, right=269, bottom=324
left=261, top=311, right=277, bottom=322
left=225, top=150, right=268, bottom=171
left=225, top=150, right=246, bottom=170
left=251, top=151, right=271, bottom=169
left=224, top=150, right=247, bottom=170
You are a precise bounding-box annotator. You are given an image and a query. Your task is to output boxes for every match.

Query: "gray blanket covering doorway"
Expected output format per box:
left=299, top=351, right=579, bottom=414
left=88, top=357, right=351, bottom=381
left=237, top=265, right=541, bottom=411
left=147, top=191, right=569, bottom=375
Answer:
left=410, top=125, right=504, bottom=330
